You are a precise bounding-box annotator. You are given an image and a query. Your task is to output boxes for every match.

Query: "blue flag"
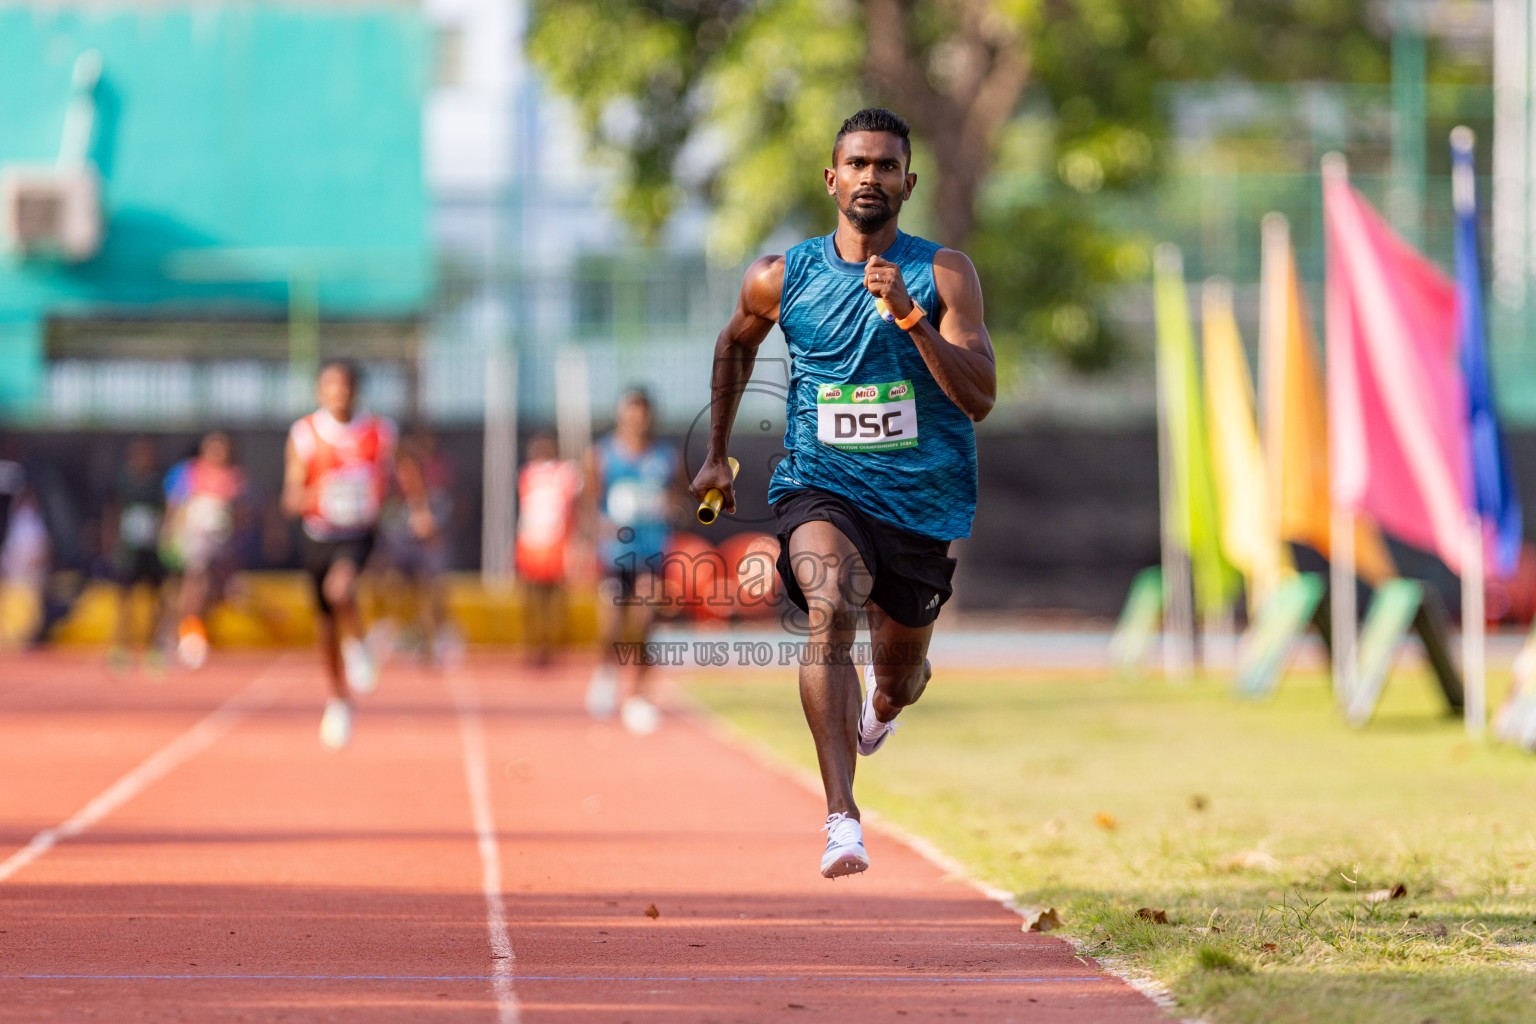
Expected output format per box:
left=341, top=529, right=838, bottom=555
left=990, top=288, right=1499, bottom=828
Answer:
left=1451, top=127, right=1522, bottom=576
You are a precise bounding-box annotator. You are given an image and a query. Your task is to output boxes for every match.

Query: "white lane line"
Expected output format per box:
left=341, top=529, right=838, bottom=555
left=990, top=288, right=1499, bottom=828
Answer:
left=448, top=670, right=520, bottom=1024
left=0, top=657, right=295, bottom=884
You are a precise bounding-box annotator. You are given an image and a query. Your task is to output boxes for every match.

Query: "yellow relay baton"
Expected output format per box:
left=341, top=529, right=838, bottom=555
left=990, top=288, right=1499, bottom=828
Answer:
left=696, top=457, right=739, bottom=525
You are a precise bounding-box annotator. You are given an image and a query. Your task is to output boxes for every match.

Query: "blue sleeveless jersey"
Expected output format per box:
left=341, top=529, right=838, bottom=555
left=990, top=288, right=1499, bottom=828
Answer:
left=766, top=231, right=978, bottom=540
left=597, top=434, right=676, bottom=569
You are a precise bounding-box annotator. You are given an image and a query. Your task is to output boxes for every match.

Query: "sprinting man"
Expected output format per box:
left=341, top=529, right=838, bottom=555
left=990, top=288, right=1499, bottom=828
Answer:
left=380, top=428, right=458, bottom=666
left=689, top=108, right=995, bottom=877
left=516, top=430, right=581, bottom=665
left=583, top=388, right=686, bottom=735
left=104, top=437, right=168, bottom=672
left=282, top=361, right=397, bottom=749
left=165, top=432, right=247, bottom=669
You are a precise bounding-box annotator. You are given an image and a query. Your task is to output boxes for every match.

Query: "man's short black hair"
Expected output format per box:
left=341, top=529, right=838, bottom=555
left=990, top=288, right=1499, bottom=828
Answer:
left=833, top=108, right=911, bottom=167
left=319, top=359, right=360, bottom=387
left=619, top=386, right=652, bottom=410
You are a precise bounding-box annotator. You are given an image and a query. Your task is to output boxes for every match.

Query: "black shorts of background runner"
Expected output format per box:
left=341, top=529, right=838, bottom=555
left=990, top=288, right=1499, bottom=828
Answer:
left=299, top=532, right=375, bottom=616
left=773, top=487, right=956, bottom=629
left=602, top=561, right=643, bottom=603
left=115, top=548, right=165, bottom=587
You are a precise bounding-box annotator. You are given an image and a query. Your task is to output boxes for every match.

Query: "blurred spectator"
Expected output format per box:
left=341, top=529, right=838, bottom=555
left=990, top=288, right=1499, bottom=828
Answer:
left=0, top=484, right=49, bottom=647
left=0, top=441, right=92, bottom=646
left=0, top=447, right=20, bottom=548
left=1485, top=541, right=1536, bottom=627
left=103, top=438, right=169, bottom=672
left=516, top=430, right=581, bottom=665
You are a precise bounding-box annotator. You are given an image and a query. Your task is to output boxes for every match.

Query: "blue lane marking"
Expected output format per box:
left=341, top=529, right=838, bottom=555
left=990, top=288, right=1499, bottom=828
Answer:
left=2, top=974, right=1106, bottom=984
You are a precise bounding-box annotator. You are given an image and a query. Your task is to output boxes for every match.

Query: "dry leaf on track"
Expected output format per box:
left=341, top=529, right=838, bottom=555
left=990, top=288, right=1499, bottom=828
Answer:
left=645, top=903, right=660, bottom=919
left=1019, top=906, right=1062, bottom=932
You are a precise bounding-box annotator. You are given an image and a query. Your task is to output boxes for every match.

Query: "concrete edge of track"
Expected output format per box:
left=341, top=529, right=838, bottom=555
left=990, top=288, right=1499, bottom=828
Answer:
left=670, top=688, right=1200, bottom=1024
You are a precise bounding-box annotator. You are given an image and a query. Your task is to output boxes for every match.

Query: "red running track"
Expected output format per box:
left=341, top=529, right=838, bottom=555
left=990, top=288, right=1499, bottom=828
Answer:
left=0, top=651, right=1171, bottom=1022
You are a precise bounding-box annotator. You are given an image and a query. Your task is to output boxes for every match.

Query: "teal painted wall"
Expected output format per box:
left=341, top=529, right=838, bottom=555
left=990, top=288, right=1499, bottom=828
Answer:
left=0, top=5, right=429, bottom=408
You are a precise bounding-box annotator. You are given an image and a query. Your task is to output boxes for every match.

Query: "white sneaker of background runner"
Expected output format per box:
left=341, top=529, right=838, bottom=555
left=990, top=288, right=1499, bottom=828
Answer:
left=435, top=623, right=466, bottom=671
left=857, top=664, right=899, bottom=756
left=177, top=630, right=208, bottom=671
left=620, top=694, right=661, bottom=735
left=319, top=698, right=353, bottom=750
left=586, top=665, right=619, bottom=718
left=820, top=812, right=869, bottom=878
left=342, top=637, right=378, bottom=696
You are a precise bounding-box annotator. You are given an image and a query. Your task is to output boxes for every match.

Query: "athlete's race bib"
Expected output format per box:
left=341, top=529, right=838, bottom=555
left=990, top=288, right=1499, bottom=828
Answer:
left=318, top=467, right=379, bottom=529
left=605, top=480, right=667, bottom=526
left=120, top=503, right=162, bottom=549
left=816, top=380, right=918, bottom=452
left=183, top=494, right=233, bottom=541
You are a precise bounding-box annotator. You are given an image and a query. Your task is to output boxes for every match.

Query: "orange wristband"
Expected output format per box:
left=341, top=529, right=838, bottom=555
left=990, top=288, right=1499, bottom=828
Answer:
left=894, top=302, right=925, bottom=331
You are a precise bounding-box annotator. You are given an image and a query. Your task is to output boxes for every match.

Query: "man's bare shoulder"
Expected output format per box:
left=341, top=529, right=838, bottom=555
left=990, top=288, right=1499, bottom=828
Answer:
left=931, top=247, right=986, bottom=327
left=746, top=254, right=786, bottom=286
left=933, top=247, right=980, bottom=279
left=742, top=254, right=786, bottom=318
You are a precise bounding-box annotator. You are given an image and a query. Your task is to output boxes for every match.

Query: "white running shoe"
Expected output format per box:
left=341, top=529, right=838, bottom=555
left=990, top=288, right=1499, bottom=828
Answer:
left=820, top=812, right=869, bottom=878
left=857, top=664, right=899, bottom=756
left=342, top=637, right=378, bottom=696
left=365, top=619, right=398, bottom=665
left=434, top=623, right=466, bottom=671
left=177, top=630, right=209, bottom=670
left=319, top=698, right=353, bottom=750
left=620, top=694, right=661, bottom=735
left=586, top=665, right=619, bottom=718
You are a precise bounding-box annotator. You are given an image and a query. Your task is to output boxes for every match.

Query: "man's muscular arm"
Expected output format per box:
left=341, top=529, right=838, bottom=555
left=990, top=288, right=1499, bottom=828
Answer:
left=280, top=437, right=308, bottom=518
left=689, top=255, right=784, bottom=515
left=864, top=249, right=996, bottom=422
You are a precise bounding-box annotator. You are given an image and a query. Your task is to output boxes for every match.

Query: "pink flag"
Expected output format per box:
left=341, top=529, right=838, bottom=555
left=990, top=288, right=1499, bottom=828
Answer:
left=1324, top=156, right=1470, bottom=573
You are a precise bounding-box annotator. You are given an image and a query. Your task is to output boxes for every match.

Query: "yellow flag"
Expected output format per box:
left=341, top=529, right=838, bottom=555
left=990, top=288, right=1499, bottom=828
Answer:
left=1259, top=215, right=1395, bottom=584
left=1202, top=278, right=1284, bottom=609
left=1155, top=245, right=1238, bottom=615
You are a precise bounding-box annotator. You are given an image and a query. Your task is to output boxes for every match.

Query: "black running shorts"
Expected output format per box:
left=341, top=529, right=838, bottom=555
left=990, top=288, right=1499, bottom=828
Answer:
left=773, top=487, right=956, bottom=628
left=115, top=547, right=165, bottom=587
left=602, top=561, right=642, bottom=602
left=300, top=531, right=375, bottom=616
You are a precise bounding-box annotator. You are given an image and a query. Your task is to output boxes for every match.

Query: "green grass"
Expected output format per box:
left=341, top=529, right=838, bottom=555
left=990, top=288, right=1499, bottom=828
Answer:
left=687, top=665, right=1536, bottom=1023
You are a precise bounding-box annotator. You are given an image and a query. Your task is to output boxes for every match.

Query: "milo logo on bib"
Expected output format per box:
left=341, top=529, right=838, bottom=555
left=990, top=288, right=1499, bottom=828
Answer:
left=816, top=380, right=918, bottom=452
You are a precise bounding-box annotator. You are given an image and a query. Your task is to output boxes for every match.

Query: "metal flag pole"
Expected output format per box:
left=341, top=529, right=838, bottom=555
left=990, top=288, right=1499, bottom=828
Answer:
left=1322, top=153, right=1359, bottom=706
left=1330, top=505, right=1357, bottom=705
left=1463, top=513, right=1487, bottom=737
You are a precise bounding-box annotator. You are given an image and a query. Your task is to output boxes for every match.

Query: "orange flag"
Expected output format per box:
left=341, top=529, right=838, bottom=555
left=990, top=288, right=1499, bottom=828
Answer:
left=1259, top=214, right=1395, bottom=584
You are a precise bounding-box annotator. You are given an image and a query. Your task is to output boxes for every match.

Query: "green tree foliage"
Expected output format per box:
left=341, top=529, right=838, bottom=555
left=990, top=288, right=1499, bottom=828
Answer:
left=527, top=0, right=1391, bottom=370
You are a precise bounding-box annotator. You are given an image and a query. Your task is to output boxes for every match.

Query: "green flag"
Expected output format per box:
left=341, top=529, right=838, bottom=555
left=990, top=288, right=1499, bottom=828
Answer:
left=1154, top=244, right=1238, bottom=616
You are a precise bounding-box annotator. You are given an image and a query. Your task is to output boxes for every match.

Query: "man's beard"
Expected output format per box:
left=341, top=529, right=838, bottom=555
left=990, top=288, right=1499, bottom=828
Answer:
left=841, top=188, right=901, bottom=231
